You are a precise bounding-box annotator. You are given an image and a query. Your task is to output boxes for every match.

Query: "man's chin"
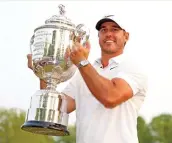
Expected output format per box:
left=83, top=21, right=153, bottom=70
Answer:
left=104, top=45, right=117, bottom=50
left=102, top=48, right=116, bottom=54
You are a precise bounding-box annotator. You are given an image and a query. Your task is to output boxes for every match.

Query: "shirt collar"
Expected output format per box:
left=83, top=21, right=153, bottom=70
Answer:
left=94, top=53, right=125, bottom=67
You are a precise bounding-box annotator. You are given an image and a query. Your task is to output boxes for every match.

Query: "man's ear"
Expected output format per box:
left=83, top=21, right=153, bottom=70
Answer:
left=125, top=32, right=129, bottom=42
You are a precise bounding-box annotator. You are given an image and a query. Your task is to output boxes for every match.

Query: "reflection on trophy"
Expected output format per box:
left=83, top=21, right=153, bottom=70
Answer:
left=21, top=4, right=89, bottom=136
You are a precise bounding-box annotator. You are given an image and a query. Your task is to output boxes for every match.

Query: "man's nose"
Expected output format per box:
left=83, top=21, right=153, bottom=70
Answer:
left=106, top=31, right=113, bottom=38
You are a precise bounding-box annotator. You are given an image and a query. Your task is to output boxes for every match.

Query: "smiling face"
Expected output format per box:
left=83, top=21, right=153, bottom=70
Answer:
left=98, top=22, right=129, bottom=56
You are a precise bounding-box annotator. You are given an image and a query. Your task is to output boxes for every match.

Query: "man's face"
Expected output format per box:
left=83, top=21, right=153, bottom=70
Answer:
left=98, top=22, right=129, bottom=55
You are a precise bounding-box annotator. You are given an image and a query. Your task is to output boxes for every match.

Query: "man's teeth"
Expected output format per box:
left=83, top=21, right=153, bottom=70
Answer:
left=106, top=41, right=114, bottom=43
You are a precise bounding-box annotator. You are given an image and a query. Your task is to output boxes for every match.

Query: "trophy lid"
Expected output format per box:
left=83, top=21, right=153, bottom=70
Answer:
left=34, top=4, right=75, bottom=32
left=45, top=4, right=75, bottom=28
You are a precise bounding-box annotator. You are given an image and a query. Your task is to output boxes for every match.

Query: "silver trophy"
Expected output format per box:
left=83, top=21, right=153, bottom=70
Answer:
left=21, top=4, right=89, bottom=136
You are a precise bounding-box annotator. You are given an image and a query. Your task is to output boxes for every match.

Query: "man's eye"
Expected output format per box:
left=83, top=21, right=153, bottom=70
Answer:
left=101, top=29, right=107, bottom=33
left=112, top=28, right=118, bottom=31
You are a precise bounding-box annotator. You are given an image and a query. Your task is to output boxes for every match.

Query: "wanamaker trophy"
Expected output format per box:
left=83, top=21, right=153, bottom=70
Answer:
left=21, top=4, right=89, bottom=136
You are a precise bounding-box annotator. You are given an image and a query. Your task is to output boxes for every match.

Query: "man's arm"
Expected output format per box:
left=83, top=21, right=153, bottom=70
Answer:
left=78, top=64, right=133, bottom=108
left=69, top=43, right=134, bottom=108
left=40, top=79, right=47, bottom=89
left=64, top=94, right=76, bottom=114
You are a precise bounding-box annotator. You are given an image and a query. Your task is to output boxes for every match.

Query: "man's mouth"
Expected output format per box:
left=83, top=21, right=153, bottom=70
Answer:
left=104, top=40, right=115, bottom=43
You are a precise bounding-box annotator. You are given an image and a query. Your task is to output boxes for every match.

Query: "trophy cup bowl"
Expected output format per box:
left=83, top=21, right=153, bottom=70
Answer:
left=21, top=4, right=89, bottom=136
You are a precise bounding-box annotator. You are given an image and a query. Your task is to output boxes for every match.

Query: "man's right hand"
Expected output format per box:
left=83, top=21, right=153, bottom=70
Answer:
left=27, top=54, right=47, bottom=89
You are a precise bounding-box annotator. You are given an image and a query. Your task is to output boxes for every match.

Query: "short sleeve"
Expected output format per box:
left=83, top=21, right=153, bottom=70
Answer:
left=115, top=71, right=148, bottom=95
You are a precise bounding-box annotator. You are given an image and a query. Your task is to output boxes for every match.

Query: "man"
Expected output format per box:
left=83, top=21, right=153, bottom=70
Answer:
left=28, top=15, right=147, bottom=143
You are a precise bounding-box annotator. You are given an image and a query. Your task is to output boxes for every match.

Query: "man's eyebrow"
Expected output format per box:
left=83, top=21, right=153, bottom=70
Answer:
left=100, top=26, right=106, bottom=29
left=112, top=25, right=121, bottom=28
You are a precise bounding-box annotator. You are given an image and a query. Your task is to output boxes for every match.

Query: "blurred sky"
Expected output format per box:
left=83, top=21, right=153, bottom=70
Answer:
left=0, top=1, right=172, bottom=125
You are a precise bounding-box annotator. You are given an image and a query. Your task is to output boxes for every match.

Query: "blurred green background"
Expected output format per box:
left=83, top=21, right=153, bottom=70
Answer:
left=0, top=108, right=171, bottom=143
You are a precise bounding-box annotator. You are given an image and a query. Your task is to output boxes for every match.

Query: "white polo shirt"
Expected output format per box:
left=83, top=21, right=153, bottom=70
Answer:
left=62, top=54, right=148, bottom=143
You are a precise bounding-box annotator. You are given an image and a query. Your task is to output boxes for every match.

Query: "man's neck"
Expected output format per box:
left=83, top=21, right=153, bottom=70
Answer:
left=101, top=51, right=123, bottom=68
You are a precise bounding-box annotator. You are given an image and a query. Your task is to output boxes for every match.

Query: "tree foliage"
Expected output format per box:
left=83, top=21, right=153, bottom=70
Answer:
left=0, top=108, right=55, bottom=143
left=149, top=114, right=172, bottom=143
left=137, top=116, right=153, bottom=143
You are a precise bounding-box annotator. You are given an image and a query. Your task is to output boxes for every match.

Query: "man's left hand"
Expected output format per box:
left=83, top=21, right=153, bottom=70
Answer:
left=70, top=41, right=90, bottom=66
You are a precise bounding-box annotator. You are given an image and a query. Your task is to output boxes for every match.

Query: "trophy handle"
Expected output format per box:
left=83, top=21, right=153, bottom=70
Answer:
left=75, top=24, right=90, bottom=47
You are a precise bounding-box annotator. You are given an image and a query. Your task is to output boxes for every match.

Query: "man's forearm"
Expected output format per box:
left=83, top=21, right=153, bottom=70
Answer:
left=79, top=64, right=117, bottom=107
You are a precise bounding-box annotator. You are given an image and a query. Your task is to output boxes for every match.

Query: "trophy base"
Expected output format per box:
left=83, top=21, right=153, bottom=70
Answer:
left=21, top=120, right=70, bottom=136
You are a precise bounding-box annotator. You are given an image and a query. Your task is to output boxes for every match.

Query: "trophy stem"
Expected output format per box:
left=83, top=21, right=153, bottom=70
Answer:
left=46, top=83, right=56, bottom=91
left=45, top=78, right=59, bottom=91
